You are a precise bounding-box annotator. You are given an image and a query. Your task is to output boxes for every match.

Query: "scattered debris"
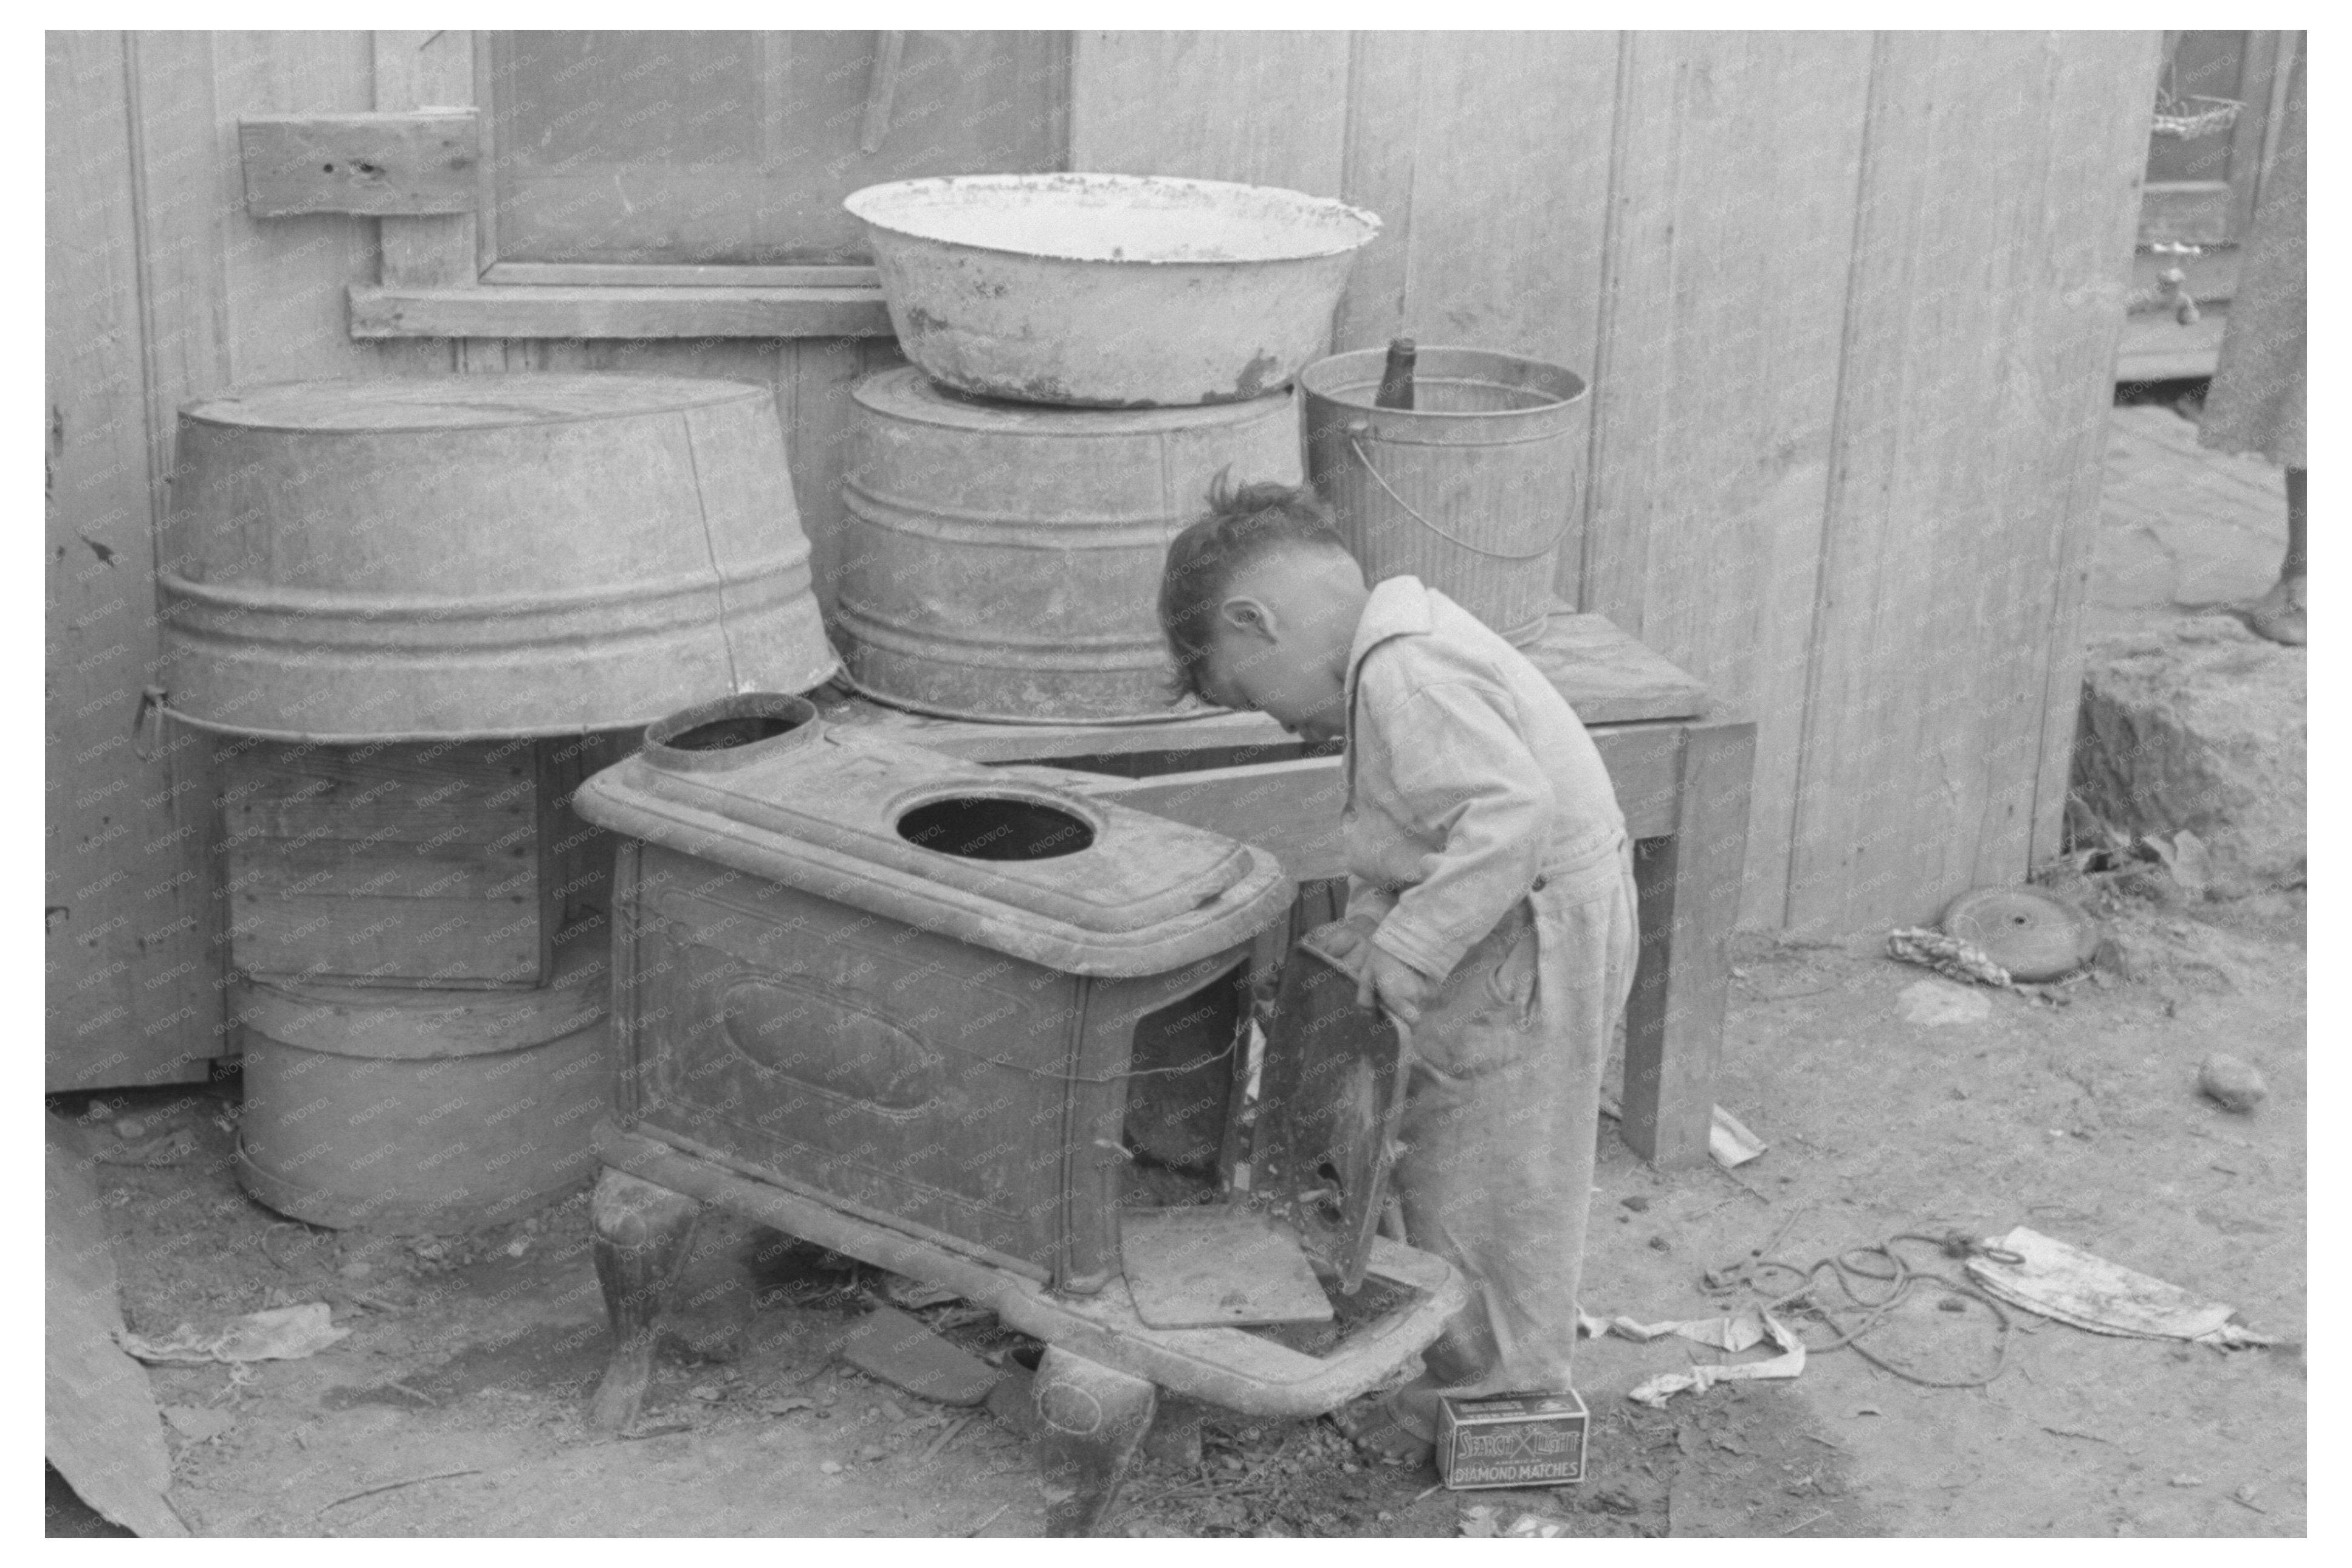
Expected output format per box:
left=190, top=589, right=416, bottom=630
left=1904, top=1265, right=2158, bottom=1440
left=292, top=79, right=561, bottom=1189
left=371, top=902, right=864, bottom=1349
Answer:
left=118, top=1302, right=349, bottom=1365
left=2198, top=1053, right=2268, bottom=1113
left=1618, top=1306, right=1807, bottom=1406
left=89, top=1126, right=198, bottom=1167
left=2042, top=1426, right=2117, bottom=1446
left=1710, top=1106, right=1767, bottom=1169
left=2144, top=830, right=2213, bottom=897
left=319, top=1468, right=483, bottom=1512
left=1459, top=1503, right=1567, bottom=1538
left=837, top=1304, right=997, bottom=1405
left=1888, top=927, right=2012, bottom=989
left=879, top=1271, right=961, bottom=1311
left=160, top=1405, right=236, bottom=1442
left=1897, top=978, right=1992, bottom=1027
left=1964, top=1226, right=2274, bottom=1347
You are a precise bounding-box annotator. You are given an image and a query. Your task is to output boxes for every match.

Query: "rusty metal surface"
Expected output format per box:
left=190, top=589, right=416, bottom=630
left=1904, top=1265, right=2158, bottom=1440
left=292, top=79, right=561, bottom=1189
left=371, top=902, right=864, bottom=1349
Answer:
left=845, top=173, right=1378, bottom=407
left=1118, top=1206, right=1333, bottom=1329
left=156, top=375, right=837, bottom=741
left=1302, top=346, right=1589, bottom=647
left=574, top=707, right=1292, bottom=974
left=1253, top=922, right=1415, bottom=1294
left=837, top=368, right=1302, bottom=722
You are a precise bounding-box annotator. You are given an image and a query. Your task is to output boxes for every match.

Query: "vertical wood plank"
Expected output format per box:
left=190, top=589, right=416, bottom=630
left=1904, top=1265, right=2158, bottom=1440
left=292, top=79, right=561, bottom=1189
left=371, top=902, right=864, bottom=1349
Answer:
left=373, top=28, right=478, bottom=318
left=1620, top=720, right=1755, bottom=1167
left=1786, top=31, right=2158, bottom=934
left=2021, top=33, right=2162, bottom=869
left=46, top=30, right=215, bottom=1088
left=1581, top=31, right=1872, bottom=927
left=1070, top=31, right=1349, bottom=194
left=1330, top=31, right=1424, bottom=352
left=207, top=30, right=384, bottom=385
left=1388, top=32, right=1617, bottom=379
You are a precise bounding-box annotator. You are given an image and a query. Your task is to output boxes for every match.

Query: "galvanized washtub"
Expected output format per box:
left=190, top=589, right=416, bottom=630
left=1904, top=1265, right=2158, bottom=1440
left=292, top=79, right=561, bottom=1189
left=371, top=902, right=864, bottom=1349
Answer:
left=844, top=174, right=1380, bottom=408
left=835, top=366, right=1302, bottom=722
left=156, top=376, right=838, bottom=742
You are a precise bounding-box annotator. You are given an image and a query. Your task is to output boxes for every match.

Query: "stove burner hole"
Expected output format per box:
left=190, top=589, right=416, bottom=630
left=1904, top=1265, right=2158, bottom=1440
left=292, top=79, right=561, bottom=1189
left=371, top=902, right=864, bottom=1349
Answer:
left=666, top=714, right=799, bottom=752
left=896, top=796, right=1095, bottom=861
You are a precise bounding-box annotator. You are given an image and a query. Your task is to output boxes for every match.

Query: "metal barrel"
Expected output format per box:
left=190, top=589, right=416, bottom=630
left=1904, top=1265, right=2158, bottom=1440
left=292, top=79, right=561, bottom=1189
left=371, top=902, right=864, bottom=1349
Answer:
left=835, top=367, right=1303, bottom=723
left=230, top=925, right=612, bottom=1233
left=1301, top=346, right=1589, bottom=646
left=157, top=375, right=838, bottom=742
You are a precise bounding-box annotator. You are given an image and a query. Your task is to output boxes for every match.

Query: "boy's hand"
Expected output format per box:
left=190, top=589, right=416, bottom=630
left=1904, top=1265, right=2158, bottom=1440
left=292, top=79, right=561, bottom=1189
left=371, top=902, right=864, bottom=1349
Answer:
left=1318, top=913, right=1383, bottom=977
left=1357, top=945, right=1431, bottom=1028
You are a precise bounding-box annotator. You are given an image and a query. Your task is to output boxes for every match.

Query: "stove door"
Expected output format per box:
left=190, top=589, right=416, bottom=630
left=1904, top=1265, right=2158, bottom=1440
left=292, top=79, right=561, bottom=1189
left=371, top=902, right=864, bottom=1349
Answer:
left=617, top=845, right=1082, bottom=1278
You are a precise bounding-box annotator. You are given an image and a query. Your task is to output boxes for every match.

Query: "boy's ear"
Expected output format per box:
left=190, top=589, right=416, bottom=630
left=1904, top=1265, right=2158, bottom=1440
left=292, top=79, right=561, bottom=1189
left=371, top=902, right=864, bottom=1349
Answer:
left=1217, top=594, right=1275, bottom=639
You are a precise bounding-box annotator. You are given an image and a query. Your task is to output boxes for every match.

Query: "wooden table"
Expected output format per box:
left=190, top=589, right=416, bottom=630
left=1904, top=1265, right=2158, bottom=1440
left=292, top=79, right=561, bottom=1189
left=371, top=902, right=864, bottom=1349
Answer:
left=816, top=607, right=1756, bottom=1168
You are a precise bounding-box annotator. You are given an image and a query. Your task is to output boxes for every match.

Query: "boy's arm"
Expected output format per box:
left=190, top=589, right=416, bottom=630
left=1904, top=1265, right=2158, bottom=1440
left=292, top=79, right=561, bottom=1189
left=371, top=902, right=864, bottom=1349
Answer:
left=1365, top=681, right=1555, bottom=983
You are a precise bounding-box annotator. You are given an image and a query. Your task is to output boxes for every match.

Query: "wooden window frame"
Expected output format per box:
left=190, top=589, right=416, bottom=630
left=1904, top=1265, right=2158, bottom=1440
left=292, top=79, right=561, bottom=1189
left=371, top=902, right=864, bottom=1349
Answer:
left=351, top=29, right=1070, bottom=341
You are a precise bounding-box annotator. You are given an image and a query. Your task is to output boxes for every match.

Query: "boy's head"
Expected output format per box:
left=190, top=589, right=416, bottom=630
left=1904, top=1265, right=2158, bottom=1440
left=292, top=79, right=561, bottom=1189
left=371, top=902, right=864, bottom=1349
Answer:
left=1158, top=476, right=1369, bottom=741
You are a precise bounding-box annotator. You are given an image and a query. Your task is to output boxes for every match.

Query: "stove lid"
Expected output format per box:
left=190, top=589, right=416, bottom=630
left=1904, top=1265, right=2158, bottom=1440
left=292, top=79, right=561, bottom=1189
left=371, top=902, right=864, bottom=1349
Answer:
left=573, top=695, right=1293, bottom=978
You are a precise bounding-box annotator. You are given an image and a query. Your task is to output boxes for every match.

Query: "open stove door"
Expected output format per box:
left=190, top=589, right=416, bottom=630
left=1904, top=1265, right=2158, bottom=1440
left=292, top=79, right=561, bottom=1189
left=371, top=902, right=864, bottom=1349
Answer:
left=1253, top=922, right=1415, bottom=1295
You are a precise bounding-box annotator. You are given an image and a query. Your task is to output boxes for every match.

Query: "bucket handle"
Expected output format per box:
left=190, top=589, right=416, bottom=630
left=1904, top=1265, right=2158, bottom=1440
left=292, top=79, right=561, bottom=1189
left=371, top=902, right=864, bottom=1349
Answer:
left=1346, top=427, right=1572, bottom=563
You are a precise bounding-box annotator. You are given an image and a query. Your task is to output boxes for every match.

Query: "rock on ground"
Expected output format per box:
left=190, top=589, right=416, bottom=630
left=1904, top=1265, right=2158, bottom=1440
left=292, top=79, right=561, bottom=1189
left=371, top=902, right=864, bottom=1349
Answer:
left=2072, top=616, right=2304, bottom=895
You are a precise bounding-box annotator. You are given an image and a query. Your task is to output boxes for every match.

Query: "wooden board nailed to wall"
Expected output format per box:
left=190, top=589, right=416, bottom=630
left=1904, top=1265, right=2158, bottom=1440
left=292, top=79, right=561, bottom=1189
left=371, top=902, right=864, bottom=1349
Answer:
left=218, top=738, right=597, bottom=989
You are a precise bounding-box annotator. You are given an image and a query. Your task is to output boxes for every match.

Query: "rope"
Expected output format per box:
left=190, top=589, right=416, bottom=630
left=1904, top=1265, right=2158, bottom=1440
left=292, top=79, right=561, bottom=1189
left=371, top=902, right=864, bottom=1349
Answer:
left=1345, top=431, right=1571, bottom=562
left=1713, top=1229, right=2018, bottom=1389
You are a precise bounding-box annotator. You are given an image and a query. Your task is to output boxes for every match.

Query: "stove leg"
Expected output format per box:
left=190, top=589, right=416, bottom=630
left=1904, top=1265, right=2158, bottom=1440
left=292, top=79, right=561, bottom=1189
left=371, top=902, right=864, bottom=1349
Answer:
left=1032, top=1346, right=1157, bottom=1537
left=587, top=1166, right=701, bottom=1431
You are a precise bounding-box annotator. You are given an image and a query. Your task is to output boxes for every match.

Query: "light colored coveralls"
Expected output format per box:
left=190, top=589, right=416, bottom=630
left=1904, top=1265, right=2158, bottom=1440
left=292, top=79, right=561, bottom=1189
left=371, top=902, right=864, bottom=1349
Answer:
left=1340, top=576, right=1638, bottom=1431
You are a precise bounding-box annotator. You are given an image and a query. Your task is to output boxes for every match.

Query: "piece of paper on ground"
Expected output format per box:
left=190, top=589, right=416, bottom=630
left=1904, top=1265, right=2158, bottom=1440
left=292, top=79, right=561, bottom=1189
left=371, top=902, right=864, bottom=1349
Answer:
left=1617, top=1304, right=1809, bottom=1405
left=118, top=1302, right=349, bottom=1365
left=1965, top=1225, right=2273, bottom=1347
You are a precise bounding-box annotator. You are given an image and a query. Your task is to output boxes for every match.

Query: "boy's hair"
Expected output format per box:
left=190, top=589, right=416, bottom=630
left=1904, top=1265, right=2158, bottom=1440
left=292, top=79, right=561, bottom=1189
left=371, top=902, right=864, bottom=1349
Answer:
left=1158, top=475, right=1354, bottom=700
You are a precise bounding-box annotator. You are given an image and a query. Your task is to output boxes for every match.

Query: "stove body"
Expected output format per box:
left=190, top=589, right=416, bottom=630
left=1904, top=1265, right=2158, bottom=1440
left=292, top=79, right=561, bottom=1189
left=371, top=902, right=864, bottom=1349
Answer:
left=574, top=698, right=1293, bottom=1291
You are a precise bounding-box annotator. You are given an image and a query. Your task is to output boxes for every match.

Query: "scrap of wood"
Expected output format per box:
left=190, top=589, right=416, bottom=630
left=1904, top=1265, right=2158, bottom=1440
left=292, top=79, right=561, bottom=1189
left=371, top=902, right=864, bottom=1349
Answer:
left=239, top=112, right=478, bottom=217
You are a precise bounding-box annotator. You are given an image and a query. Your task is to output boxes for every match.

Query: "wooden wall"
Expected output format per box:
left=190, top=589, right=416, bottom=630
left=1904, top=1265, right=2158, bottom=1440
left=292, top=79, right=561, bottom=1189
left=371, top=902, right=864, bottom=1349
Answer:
left=45, top=29, right=2158, bottom=1089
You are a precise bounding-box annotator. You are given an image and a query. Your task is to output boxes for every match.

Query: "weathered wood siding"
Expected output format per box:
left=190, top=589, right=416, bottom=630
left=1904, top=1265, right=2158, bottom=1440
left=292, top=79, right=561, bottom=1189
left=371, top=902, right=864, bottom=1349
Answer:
left=46, top=29, right=2157, bottom=1087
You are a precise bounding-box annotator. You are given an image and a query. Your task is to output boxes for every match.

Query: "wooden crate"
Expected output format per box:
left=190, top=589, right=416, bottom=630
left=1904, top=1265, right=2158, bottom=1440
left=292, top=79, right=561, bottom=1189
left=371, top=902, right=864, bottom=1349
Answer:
left=218, top=735, right=621, bottom=989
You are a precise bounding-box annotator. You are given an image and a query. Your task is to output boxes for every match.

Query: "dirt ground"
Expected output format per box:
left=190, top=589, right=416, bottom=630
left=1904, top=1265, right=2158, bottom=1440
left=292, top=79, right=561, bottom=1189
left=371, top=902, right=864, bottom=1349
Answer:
left=50, top=862, right=2303, bottom=1539
left=50, top=396, right=2304, bottom=1538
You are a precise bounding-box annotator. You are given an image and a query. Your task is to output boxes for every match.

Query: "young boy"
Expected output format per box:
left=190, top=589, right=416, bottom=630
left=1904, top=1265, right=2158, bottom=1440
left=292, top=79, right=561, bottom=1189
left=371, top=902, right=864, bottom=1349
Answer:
left=1158, top=478, right=1638, bottom=1463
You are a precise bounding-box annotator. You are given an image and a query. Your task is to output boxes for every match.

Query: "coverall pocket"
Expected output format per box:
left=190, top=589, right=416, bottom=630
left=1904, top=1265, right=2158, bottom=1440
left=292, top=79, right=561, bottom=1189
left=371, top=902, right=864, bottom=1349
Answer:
left=1482, top=916, right=1540, bottom=1026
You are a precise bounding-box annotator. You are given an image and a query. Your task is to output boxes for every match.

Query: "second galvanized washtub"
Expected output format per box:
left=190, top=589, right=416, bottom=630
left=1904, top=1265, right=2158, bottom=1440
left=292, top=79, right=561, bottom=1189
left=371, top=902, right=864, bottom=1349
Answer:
left=845, top=174, right=1380, bottom=407
left=834, top=367, right=1303, bottom=722
left=156, top=375, right=838, bottom=742
left=231, top=924, right=613, bottom=1233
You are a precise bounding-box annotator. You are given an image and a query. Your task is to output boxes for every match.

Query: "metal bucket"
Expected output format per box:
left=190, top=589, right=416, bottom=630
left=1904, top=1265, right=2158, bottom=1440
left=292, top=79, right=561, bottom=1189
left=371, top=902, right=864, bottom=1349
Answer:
left=846, top=174, right=1380, bottom=407
left=835, top=367, right=1302, bottom=722
left=231, top=926, right=613, bottom=1233
left=157, top=375, right=839, bottom=742
left=1301, top=347, right=1589, bottom=646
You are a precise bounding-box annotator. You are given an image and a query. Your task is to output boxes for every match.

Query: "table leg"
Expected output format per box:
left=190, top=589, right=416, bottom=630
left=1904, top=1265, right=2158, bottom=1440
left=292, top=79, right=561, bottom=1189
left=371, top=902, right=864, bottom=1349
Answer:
left=1620, top=720, right=1756, bottom=1167
left=1033, top=1344, right=1158, bottom=1536
left=587, top=1165, right=703, bottom=1431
